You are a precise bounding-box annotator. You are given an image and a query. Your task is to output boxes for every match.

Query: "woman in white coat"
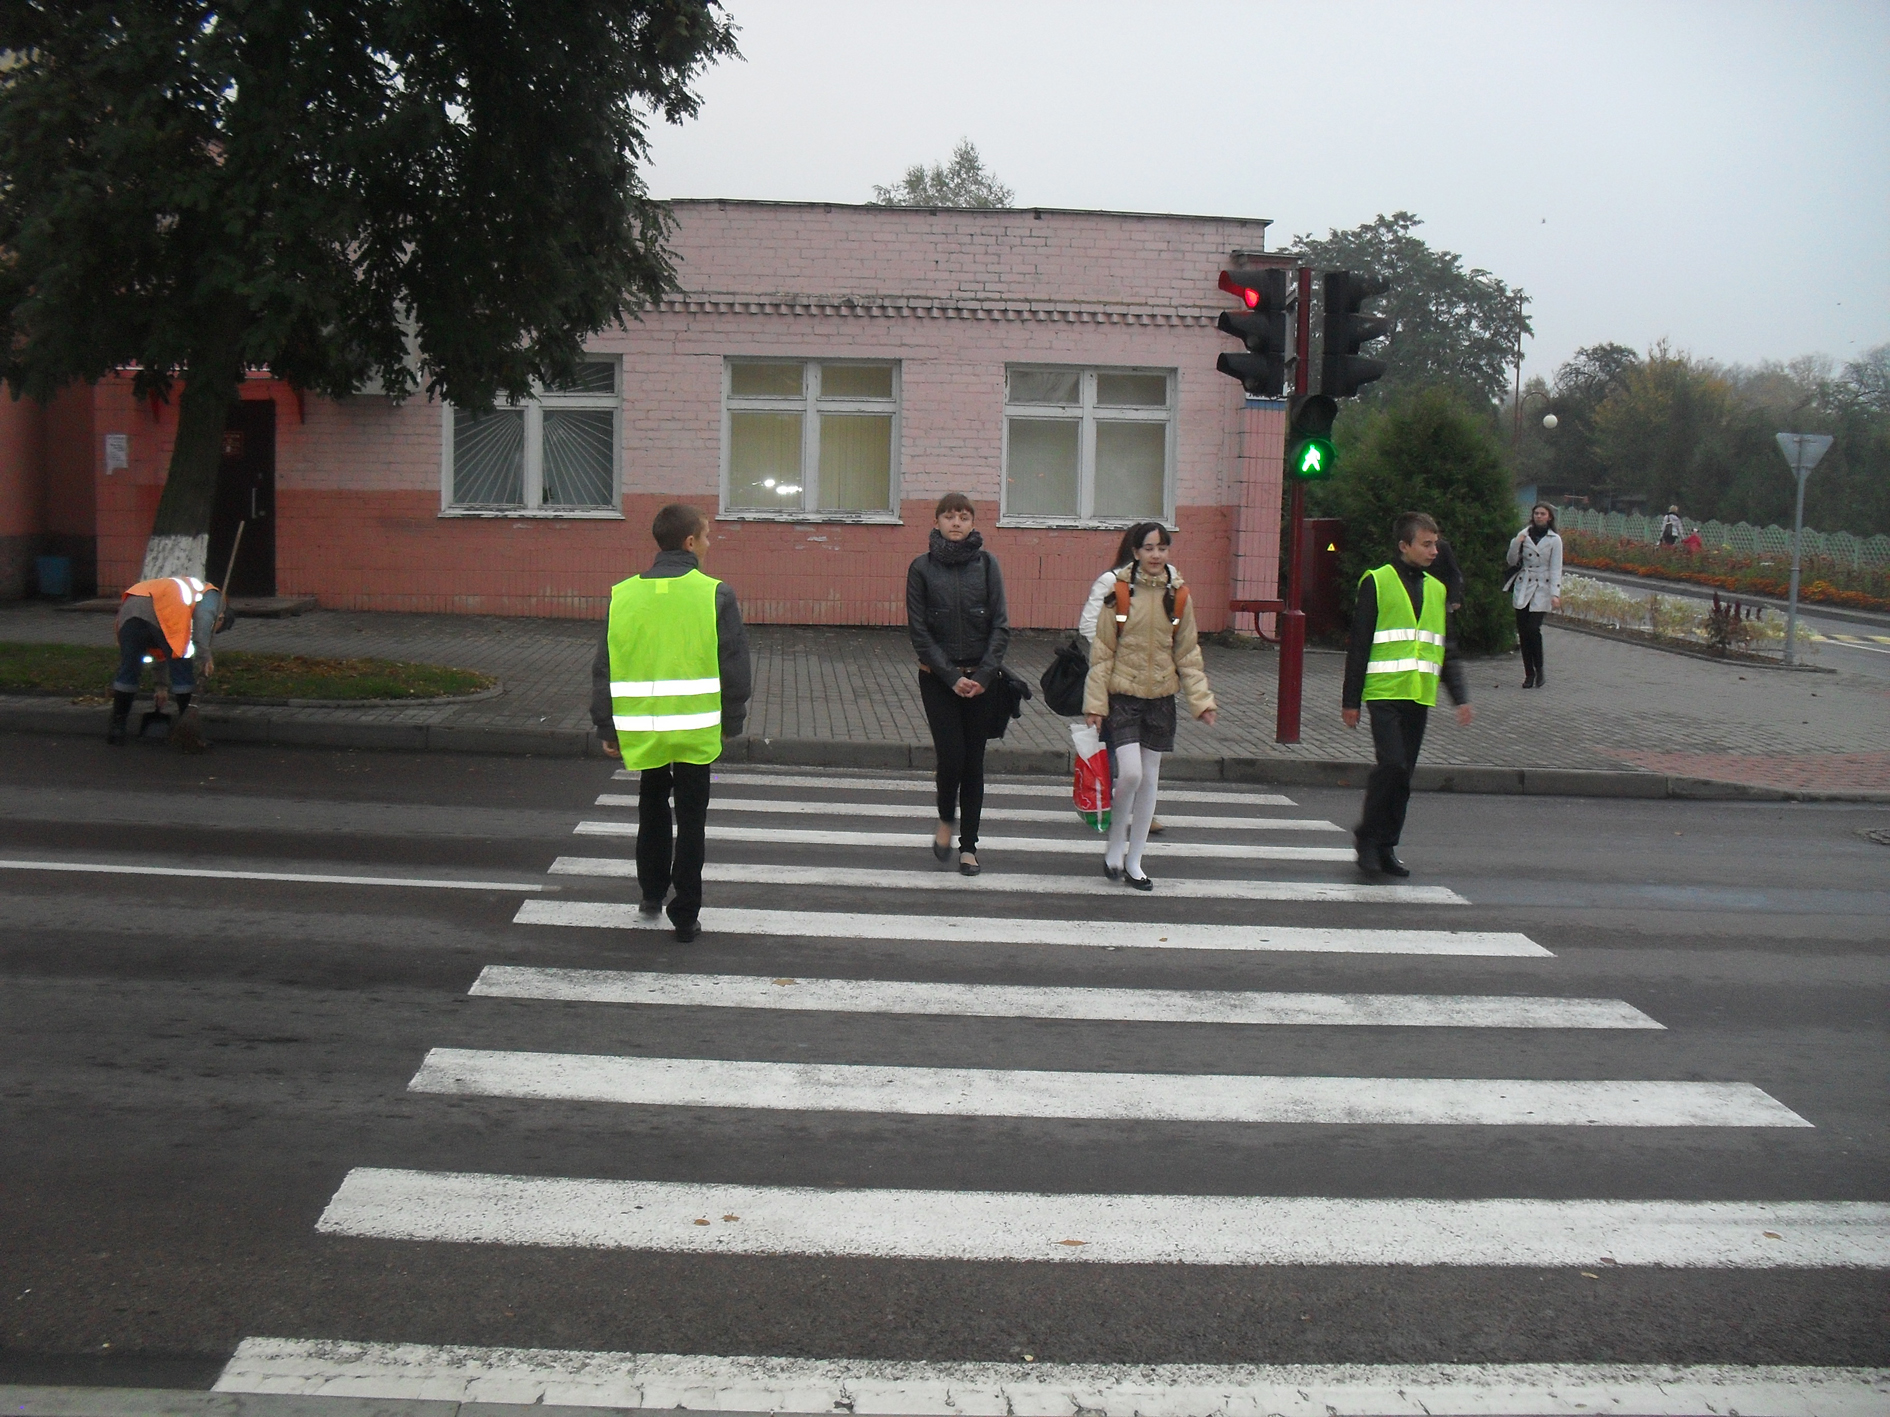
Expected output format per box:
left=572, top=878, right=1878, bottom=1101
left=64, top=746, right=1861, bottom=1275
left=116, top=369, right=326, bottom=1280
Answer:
left=1506, top=502, right=1564, bottom=689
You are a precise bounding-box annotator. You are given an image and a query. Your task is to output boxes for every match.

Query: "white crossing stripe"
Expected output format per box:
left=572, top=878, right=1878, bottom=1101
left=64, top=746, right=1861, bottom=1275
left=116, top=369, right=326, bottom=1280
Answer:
left=412, top=1050, right=1789, bottom=1127
left=214, top=1340, right=1890, bottom=1417
left=549, top=858, right=1470, bottom=905
left=513, top=900, right=1547, bottom=956
left=0, top=858, right=549, bottom=893
left=471, top=966, right=1657, bottom=1029
left=615, top=768, right=1298, bottom=806
left=316, top=1169, right=1890, bottom=1267
left=593, top=794, right=1343, bottom=832
left=573, top=821, right=1357, bottom=861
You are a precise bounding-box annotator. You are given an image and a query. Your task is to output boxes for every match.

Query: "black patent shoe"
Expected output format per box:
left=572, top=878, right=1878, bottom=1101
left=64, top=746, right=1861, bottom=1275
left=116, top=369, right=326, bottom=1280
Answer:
left=1124, top=871, right=1154, bottom=892
left=1102, top=860, right=1122, bottom=882
left=1377, top=847, right=1411, bottom=878
left=958, top=851, right=981, bottom=877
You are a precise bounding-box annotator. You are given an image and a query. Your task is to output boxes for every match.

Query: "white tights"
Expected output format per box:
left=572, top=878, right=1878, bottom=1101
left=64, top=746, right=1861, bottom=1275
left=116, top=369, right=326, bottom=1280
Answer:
left=1104, top=741, right=1162, bottom=878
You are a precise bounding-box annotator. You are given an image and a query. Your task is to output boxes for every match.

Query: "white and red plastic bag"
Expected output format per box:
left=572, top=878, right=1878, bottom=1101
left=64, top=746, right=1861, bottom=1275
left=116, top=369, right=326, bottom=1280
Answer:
left=1070, top=722, right=1111, bottom=832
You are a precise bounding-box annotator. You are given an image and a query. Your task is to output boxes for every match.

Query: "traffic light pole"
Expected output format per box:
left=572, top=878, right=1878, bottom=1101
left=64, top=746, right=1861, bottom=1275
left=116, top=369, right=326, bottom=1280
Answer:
left=1274, top=264, right=1313, bottom=745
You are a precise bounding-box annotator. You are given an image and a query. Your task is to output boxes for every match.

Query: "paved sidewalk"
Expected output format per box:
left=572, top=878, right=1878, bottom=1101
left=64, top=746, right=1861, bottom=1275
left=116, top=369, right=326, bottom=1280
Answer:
left=3, top=602, right=1887, bottom=795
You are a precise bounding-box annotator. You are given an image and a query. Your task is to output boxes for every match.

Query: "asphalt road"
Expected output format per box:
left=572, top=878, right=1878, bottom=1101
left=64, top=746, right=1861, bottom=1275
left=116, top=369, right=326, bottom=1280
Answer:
left=2, top=732, right=1887, bottom=1401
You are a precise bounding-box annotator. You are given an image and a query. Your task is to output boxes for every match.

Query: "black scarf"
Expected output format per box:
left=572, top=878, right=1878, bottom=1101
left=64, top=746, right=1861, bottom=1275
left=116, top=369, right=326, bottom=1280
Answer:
left=1528, top=523, right=1552, bottom=543
left=928, top=528, right=985, bottom=565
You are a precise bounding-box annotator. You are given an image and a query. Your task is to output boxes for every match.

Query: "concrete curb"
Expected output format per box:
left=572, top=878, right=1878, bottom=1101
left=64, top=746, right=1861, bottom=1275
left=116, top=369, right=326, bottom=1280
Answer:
left=4, top=702, right=1885, bottom=803
left=0, top=1387, right=791, bottom=1417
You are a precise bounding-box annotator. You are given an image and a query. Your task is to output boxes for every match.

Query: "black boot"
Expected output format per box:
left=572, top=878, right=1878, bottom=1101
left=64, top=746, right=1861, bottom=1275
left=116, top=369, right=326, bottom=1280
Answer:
left=1377, top=846, right=1412, bottom=878
left=1534, top=668, right=1546, bottom=690
left=1522, top=669, right=1536, bottom=689
left=1355, top=834, right=1381, bottom=874
left=106, top=691, right=133, bottom=745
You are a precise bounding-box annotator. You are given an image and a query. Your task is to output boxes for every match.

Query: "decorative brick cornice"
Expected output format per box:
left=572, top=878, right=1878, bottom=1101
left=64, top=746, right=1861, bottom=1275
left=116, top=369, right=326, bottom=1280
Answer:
left=662, top=294, right=1219, bottom=326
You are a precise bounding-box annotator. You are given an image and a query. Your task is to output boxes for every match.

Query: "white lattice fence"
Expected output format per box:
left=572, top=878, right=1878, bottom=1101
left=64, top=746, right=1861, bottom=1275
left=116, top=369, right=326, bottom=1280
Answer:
left=1553, top=507, right=1884, bottom=567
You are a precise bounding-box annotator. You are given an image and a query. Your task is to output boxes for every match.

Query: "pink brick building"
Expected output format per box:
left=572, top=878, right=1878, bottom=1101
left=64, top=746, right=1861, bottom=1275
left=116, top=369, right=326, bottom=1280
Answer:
left=2, top=201, right=1290, bottom=632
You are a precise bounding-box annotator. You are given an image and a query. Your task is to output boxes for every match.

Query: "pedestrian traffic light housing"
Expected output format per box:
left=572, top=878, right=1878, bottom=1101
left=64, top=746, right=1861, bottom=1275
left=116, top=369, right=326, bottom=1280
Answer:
left=1321, top=271, right=1390, bottom=399
left=1286, top=394, right=1339, bottom=480
left=1215, top=268, right=1291, bottom=398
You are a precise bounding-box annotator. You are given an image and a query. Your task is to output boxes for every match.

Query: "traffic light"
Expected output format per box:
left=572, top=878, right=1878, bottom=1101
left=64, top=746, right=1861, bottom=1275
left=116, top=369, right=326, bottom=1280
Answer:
left=1285, top=394, right=1338, bottom=480
left=1321, top=271, right=1390, bottom=399
left=1215, top=268, right=1291, bottom=398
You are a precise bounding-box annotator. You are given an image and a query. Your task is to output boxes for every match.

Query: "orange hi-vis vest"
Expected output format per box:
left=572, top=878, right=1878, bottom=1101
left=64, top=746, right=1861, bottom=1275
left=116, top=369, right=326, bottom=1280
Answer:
left=121, top=577, right=215, bottom=661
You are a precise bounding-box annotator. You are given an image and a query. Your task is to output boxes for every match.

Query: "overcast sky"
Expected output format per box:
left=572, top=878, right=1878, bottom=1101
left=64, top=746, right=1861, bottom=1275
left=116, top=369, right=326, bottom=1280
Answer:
left=642, top=0, right=1889, bottom=382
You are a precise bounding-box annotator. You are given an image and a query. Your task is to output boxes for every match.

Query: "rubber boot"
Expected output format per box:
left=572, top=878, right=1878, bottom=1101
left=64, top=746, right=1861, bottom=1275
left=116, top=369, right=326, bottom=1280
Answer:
left=107, top=691, right=133, bottom=746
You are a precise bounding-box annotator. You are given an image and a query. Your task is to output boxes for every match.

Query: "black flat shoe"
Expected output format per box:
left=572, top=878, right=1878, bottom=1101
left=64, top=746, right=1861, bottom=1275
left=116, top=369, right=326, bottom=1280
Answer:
left=1377, top=847, right=1411, bottom=878
left=1534, top=670, right=1547, bottom=689
left=1124, top=872, right=1154, bottom=892
left=1102, top=860, right=1122, bottom=881
left=638, top=897, right=664, bottom=920
left=1522, top=671, right=1535, bottom=689
left=672, top=920, right=700, bottom=943
left=932, top=826, right=953, bottom=862
left=1355, top=839, right=1381, bottom=874
left=958, top=852, right=981, bottom=877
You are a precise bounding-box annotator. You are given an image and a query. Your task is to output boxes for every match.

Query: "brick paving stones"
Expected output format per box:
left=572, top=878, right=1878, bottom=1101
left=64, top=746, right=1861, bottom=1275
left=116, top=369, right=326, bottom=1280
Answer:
left=4, top=604, right=1886, bottom=788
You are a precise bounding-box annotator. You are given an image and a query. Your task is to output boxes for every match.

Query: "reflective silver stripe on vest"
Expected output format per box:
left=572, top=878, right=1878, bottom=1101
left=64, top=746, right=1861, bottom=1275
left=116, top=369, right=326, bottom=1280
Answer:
left=1365, top=659, right=1442, bottom=675
left=1371, top=628, right=1444, bottom=646
left=612, top=710, right=724, bottom=732
left=608, top=678, right=720, bottom=698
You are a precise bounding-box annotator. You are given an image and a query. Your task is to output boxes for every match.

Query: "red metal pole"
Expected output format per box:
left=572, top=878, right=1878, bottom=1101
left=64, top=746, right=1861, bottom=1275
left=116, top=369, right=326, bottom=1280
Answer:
left=1275, top=265, right=1313, bottom=745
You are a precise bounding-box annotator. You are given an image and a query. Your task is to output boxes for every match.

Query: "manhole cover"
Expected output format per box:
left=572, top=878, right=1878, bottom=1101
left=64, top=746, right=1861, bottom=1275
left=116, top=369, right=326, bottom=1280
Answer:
left=1858, top=828, right=1890, bottom=847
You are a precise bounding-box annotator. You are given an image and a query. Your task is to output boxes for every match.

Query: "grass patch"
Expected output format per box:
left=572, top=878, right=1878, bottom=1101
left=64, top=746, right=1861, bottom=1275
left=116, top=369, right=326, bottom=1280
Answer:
left=0, top=642, right=496, bottom=700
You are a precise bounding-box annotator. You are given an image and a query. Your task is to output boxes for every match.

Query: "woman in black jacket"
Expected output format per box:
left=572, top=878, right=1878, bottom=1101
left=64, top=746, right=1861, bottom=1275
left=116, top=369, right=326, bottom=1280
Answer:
left=906, top=491, right=1010, bottom=876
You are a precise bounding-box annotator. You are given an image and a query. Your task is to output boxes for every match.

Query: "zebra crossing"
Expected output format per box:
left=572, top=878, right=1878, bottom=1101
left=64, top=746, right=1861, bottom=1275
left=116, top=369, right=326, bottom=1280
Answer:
left=253, top=766, right=1890, bottom=1414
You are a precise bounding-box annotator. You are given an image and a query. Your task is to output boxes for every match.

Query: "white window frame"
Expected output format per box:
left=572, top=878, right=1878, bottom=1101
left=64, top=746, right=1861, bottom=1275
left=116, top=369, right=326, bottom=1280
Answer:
left=719, top=358, right=902, bottom=523
left=439, top=357, right=623, bottom=518
left=998, top=364, right=1177, bottom=528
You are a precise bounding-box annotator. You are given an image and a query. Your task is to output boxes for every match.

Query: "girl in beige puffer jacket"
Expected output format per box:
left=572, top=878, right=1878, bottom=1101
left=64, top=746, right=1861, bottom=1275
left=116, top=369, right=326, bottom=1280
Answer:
left=1082, top=522, right=1216, bottom=889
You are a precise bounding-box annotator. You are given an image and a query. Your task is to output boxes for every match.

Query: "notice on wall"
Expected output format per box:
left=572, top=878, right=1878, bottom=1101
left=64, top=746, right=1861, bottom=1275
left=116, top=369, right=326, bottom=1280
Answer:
left=103, top=433, right=129, bottom=473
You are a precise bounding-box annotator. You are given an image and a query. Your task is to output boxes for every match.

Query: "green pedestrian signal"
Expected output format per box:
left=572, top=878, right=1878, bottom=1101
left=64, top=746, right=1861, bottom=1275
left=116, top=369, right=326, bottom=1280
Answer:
left=1285, top=395, right=1339, bottom=481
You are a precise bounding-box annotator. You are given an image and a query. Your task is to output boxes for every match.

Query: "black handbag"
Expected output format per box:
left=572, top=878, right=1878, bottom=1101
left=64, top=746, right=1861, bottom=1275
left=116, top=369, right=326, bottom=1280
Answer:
left=985, top=665, right=1033, bottom=740
left=1038, top=638, right=1089, bottom=717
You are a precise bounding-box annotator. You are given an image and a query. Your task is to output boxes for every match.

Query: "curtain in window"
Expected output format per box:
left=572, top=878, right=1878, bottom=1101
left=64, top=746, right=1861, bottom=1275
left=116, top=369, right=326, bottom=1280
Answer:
left=542, top=410, right=615, bottom=507
left=818, top=414, right=892, bottom=511
left=729, top=411, right=804, bottom=508
left=1094, top=422, right=1166, bottom=518
left=1005, top=418, right=1080, bottom=517
left=453, top=409, right=524, bottom=506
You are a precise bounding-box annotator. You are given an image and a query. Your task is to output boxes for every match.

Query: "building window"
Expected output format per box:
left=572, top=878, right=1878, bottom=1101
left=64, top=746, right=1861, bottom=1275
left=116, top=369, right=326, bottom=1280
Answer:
left=722, top=360, right=900, bottom=520
left=442, top=359, right=621, bottom=516
left=1001, top=366, right=1174, bottom=525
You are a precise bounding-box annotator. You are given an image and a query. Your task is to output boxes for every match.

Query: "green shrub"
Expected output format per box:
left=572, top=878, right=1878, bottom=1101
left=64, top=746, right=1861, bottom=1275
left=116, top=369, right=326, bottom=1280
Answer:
left=1322, top=387, right=1518, bottom=653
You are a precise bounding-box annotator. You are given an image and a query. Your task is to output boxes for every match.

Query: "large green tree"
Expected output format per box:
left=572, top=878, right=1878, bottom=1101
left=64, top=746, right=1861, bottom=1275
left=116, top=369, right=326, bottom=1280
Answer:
left=1322, top=387, right=1518, bottom=654
left=1290, top=212, right=1531, bottom=408
left=0, top=0, right=737, bottom=579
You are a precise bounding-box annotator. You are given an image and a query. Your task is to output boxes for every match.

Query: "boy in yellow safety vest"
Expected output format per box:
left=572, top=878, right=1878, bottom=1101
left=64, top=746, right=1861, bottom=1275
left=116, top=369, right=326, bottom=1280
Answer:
left=1340, top=511, right=1474, bottom=878
left=590, top=503, right=751, bottom=942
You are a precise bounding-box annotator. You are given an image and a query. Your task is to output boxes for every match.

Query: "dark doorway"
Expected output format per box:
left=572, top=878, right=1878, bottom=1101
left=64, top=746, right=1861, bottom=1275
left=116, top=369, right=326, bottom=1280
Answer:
left=209, top=399, right=276, bottom=596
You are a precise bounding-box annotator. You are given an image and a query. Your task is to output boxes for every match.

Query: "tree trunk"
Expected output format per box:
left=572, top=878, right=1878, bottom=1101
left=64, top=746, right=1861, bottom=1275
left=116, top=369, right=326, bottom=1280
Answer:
left=139, top=311, right=248, bottom=581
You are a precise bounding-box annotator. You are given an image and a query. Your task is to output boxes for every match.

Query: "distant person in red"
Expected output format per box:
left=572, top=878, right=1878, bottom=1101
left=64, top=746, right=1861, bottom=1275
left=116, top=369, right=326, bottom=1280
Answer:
left=1682, top=528, right=1704, bottom=554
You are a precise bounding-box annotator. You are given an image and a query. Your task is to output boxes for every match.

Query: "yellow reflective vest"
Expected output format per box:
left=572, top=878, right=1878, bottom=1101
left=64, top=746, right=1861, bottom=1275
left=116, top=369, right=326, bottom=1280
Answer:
left=605, top=569, right=724, bottom=769
left=1360, top=563, right=1446, bottom=707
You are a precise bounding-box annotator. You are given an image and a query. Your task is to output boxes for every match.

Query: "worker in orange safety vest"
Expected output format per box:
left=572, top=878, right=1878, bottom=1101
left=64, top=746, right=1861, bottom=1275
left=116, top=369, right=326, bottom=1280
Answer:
left=108, top=576, right=234, bottom=746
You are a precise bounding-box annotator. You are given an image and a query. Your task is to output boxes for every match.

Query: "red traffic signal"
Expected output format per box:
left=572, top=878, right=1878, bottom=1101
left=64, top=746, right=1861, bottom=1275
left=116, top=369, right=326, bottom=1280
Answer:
left=1215, top=268, right=1292, bottom=398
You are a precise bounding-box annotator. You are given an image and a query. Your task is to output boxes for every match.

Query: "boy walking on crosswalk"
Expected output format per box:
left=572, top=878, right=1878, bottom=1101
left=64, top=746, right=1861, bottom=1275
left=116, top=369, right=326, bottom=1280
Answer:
left=1341, top=512, right=1474, bottom=878
left=591, top=503, right=751, bottom=941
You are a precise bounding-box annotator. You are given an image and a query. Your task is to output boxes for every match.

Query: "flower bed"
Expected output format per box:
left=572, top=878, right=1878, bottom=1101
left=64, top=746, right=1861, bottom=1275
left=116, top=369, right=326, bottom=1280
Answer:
left=1558, top=528, right=1890, bottom=612
left=1555, top=575, right=1809, bottom=659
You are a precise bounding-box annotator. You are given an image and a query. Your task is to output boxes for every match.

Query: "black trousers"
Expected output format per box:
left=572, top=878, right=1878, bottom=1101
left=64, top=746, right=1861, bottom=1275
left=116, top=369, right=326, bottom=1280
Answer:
left=1358, top=699, right=1429, bottom=848
left=636, top=760, right=712, bottom=926
left=1515, top=608, right=1547, bottom=678
left=919, top=670, right=990, bottom=852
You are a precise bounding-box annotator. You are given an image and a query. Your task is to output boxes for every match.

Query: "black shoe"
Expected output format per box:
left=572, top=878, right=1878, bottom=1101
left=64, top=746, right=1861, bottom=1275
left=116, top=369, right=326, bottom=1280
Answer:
left=1522, top=670, right=1536, bottom=689
left=1123, top=871, right=1154, bottom=892
left=1534, top=669, right=1547, bottom=689
left=672, top=920, right=700, bottom=943
left=106, top=716, right=128, bottom=746
left=932, top=826, right=953, bottom=862
left=1102, top=860, right=1122, bottom=882
left=1355, top=837, right=1381, bottom=874
left=958, top=852, right=981, bottom=877
left=638, top=897, right=664, bottom=920
left=1377, top=847, right=1411, bottom=878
